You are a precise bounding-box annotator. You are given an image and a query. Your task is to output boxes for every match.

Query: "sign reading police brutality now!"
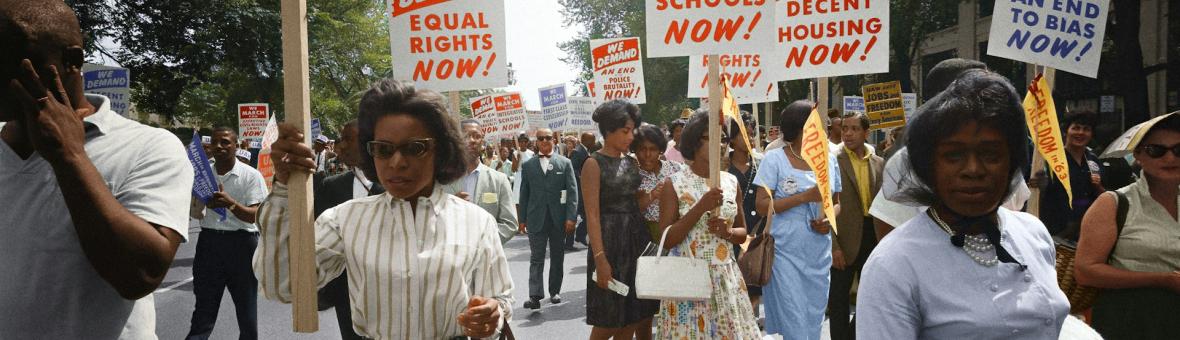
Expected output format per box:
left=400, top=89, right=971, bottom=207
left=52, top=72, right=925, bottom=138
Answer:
left=82, top=64, right=131, bottom=116
left=591, top=37, right=647, bottom=104
left=688, top=55, right=780, bottom=104
left=775, top=0, right=889, bottom=80
left=861, top=81, right=905, bottom=130
left=539, top=84, right=569, bottom=130
left=388, top=0, right=508, bottom=92
left=645, top=0, right=778, bottom=57
left=987, top=0, right=1109, bottom=78
left=238, top=103, right=269, bottom=142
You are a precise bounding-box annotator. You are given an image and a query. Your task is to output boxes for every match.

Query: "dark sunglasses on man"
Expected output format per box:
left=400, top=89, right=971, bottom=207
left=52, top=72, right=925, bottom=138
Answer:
left=367, top=138, right=434, bottom=159
left=1139, top=143, right=1180, bottom=158
left=536, top=135, right=555, bottom=142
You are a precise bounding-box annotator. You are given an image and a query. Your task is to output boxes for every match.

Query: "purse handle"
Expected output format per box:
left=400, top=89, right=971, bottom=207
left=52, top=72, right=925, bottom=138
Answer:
left=760, top=186, right=774, bottom=238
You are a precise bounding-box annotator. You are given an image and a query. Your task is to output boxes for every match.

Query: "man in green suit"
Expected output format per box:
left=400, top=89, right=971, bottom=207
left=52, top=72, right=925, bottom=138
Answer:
left=441, top=119, right=519, bottom=245
left=518, top=128, right=579, bottom=309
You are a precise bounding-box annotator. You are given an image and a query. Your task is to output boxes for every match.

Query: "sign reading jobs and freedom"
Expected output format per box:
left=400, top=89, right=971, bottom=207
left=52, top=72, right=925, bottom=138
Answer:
left=238, top=103, right=270, bottom=142
left=687, top=55, right=781, bottom=104
left=590, top=38, right=647, bottom=104
left=645, top=0, right=778, bottom=57
left=775, top=0, right=890, bottom=80
left=388, top=0, right=508, bottom=92
left=986, top=0, right=1109, bottom=78
left=861, top=81, right=905, bottom=130
left=82, top=64, right=131, bottom=117
left=539, top=84, right=569, bottom=130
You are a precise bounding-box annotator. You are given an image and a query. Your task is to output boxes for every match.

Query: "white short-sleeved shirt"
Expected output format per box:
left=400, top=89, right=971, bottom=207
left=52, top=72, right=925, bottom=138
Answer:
left=0, top=95, right=194, bottom=339
left=199, top=159, right=267, bottom=232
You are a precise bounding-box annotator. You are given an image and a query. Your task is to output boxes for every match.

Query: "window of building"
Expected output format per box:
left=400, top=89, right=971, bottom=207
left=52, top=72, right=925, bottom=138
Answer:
left=979, top=41, right=1026, bottom=91
left=979, top=0, right=996, bottom=18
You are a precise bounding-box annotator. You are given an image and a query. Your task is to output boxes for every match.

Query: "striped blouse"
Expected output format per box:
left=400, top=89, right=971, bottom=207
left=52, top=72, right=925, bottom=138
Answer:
left=253, top=182, right=514, bottom=339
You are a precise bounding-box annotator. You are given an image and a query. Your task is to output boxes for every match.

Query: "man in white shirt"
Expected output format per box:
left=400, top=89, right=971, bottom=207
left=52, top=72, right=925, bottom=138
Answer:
left=442, top=119, right=519, bottom=245
left=187, top=127, right=268, bottom=340
left=511, top=132, right=535, bottom=226
left=1, top=3, right=193, bottom=338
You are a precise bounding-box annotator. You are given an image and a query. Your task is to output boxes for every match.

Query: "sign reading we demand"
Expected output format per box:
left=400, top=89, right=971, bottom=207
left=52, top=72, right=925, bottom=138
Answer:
left=775, top=0, right=889, bottom=80
left=389, top=0, right=508, bottom=92
left=987, top=0, right=1108, bottom=78
left=591, top=38, right=647, bottom=104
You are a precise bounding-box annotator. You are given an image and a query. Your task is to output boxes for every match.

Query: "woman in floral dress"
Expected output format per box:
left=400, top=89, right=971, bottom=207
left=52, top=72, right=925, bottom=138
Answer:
left=654, top=111, right=760, bottom=339
left=635, top=123, right=684, bottom=241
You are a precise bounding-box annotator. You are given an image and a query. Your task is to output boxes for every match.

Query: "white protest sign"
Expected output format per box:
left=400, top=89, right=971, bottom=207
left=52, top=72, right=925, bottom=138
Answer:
left=774, top=0, right=890, bottom=81
left=986, top=0, right=1108, bottom=78
left=82, top=64, right=131, bottom=117
left=843, top=96, right=865, bottom=114
left=688, top=55, right=780, bottom=104
left=567, top=96, right=599, bottom=133
left=539, top=84, right=570, bottom=130
left=238, top=103, right=269, bottom=142
left=645, top=0, right=778, bottom=57
left=590, top=37, right=647, bottom=104
left=470, top=94, right=499, bottom=140
left=902, top=93, right=917, bottom=122
left=527, top=110, right=547, bottom=132
left=388, top=0, right=508, bottom=91
left=493, top=93, right=527, bottom=140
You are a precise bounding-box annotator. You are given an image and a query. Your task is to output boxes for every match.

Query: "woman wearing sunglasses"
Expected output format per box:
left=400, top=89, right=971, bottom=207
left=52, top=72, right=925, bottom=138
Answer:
left=1076, top=112, right=1180, bottom=340
left=255, top=79, right=514, bottom=340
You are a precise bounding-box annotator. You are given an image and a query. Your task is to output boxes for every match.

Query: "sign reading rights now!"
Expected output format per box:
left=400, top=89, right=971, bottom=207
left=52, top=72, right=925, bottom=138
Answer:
left=389, top=0, right=507, bottom=92
left=687, top=54, right=780, bottom=104
left=645, top=0, right=778, bottom=57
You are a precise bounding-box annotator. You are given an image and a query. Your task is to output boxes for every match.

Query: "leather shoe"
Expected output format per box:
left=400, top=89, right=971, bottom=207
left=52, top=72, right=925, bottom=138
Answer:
left=550, top=295, right=562, bottom=304
left=523, top=298, right=541, bottom=309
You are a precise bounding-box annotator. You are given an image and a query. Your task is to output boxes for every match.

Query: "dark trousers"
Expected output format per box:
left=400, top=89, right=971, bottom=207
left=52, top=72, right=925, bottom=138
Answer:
left=827, top=217, right=877, bottom=340
left=321, top=273, right=363, bottom=340
left=529, top=216, right=567, bottom=299
left=565, top=218, right=587, bottom=247
left=187, top=229, right=259, bottom=340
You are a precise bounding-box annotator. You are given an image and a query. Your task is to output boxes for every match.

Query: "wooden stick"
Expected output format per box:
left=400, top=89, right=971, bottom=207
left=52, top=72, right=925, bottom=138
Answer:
left=752, top=103, right=763, bottom=153
left=449, top=92, right=461, bottom=117
left=279, top=0, right=318, bottom=332
left=707, top=55, right=722, bottom=197
left=817, top=77, right=829, bottom=120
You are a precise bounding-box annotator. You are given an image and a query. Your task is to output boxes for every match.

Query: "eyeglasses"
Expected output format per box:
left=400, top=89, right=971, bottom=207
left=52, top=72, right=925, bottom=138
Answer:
left=367, top=138, right=434, bottom=159
left=1140, top=143, right=1180, bottom=158
left=536, top=135, right=555, bottom=142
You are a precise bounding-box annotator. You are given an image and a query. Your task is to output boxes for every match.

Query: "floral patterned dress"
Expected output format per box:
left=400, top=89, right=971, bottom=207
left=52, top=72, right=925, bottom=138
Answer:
left=639, top=160, right=684, bottom=240
left=654, top=168, right=761, bottom=340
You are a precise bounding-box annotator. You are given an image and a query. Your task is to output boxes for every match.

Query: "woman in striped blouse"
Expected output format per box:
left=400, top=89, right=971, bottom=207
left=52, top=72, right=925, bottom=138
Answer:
left=256, top=79, right=514, bottom=339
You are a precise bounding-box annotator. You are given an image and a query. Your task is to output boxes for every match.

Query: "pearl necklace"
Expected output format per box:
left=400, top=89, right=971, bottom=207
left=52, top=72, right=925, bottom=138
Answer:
left=929, top=210, right=1000, bottom=267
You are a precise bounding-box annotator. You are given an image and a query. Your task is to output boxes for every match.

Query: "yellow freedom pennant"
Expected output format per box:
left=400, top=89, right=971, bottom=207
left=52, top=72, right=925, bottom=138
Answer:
left=1024, top=73, right=1072, bottom=208
left=800, top=108, right=838, bottom=235
left=719, top=74, right=752, bottom=151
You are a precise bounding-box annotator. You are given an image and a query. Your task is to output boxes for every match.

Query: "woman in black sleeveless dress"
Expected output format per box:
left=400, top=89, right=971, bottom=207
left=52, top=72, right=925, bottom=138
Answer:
left=582, top=100, right=659, bottom=339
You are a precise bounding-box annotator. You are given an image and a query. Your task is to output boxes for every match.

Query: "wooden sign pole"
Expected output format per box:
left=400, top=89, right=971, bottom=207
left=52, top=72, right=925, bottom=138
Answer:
left=817, top=77, right=830, bottom=120
left=279, top=0, right=318, bottom=332
left=707, top=55, right=722, bottom=197
left=752, top=103, right=763, bottom=153
left=1026, top=66, right=1055, bottom=217
left=449, top=92, right=462, bottom=117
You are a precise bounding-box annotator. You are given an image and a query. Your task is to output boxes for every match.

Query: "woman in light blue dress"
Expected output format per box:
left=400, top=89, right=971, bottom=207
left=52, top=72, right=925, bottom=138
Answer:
left=753, top=100, right=842, bottom=340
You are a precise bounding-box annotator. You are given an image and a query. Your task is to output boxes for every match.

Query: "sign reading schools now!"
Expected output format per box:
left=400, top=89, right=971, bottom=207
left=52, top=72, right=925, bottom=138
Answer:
left=591, top=37, right=647, bottom=104
left=775, top=0, right=890, bottom=80
left=539, top=84, right=569, bottom=130
left=82, top=64, right=131, bottom=117
left=986, top=0, right=1108, bottom=78
left=645, top=0, right=778, bottom=57
left=388, top=0, right=508, bottom=92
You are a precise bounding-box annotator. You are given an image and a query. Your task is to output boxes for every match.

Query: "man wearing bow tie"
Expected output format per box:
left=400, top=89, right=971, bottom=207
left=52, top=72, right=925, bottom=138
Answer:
left=518, top=128, right=579, bottom=310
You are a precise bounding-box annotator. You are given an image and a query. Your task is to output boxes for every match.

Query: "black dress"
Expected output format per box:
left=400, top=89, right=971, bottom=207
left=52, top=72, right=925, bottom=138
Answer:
left=585, top=152, right=660, bottom=327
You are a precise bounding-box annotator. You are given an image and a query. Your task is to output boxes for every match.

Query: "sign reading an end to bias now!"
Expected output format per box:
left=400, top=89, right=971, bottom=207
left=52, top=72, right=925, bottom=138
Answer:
left=775, top=0, right=890, bottom=80
left=591, top=37, right=647, bottom=104
left=645, top=0, right=778, bottom=57
left=986, top=0, right=1108, bottom=78
left=388, top=0, right=508, bottom=92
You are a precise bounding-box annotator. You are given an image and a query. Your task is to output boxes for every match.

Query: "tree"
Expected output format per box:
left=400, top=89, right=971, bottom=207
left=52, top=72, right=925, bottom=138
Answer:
left=887, top=0, right=959, bottom=94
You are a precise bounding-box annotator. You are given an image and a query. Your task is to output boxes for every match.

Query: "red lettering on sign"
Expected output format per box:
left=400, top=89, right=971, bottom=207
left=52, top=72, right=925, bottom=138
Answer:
left=392, top=0, right=450, bottom=18
left=664, top=14, right=762, bottom=44
left=412, top=52, right=497, bottom=81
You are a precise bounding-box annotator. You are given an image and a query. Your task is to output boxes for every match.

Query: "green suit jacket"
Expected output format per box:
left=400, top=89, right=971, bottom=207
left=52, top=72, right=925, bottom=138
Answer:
left=518, top=153, right=579, bottom=233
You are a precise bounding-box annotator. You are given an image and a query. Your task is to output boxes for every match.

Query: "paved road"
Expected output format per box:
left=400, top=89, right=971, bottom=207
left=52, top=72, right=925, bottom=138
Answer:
left=154, top=221, right=831, bottom=339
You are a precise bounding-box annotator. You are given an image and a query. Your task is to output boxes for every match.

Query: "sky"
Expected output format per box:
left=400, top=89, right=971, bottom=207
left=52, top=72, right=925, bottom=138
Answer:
left=502, top=0, right=584, bottom=110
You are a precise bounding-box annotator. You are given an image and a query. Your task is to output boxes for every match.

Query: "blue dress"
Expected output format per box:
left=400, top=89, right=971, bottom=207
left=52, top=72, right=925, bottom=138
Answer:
left=752, top=148, right=841, bottom=340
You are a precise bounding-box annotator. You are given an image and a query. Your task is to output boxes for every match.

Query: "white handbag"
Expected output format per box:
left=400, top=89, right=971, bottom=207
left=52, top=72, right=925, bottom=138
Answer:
left=635, top=225, right=712, bottom=301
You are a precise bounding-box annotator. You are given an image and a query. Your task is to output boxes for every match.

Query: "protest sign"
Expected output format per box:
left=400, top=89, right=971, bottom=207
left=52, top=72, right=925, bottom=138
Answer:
left=567, top=96, right=598, bottom=132
left=843, top=95, right=865, bottom=114
left=187, top=132, right=227, bottom=220
left=800, top=108, right=838, bottom=234
left=388, top=0, right=508, bottom=91
left=861, top=81, right=905, bottom=130
left=470, top=94, right=500, bottom=139
left=774, top=0, right=890, bottom=80
left=1023, top=73, right=1072, bottom=207
left=986, top=0, right=1108, bottom=78
left=527, top=110, right=547, bottom=132
left=539, top=84, right=570, bottom=130
left=688, top=55, right=780, bottom=104
left=902, top=93, right=917, bottom=122
left=82, top=64, right=132, bottom=117
left=493, top=92, right=527, bottom=140
left=238, top=103, right=269, bottom=142
left=257, top=116, right=279, bottom=188
left=645, top=0, right=777, bottom=57
left=310, top=118, right=321, bottom=141
left=586, top=80, right=597, bottom=98
left=590, top=37, right=647, bottom=104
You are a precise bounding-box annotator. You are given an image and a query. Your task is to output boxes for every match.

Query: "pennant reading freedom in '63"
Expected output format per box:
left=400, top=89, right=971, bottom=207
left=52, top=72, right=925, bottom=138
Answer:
left=986, top=0, right=1108, bottom=78
left=590, top=37, right=647, bottom=104
left=775, top=0, right=890, bottom=80
left=800, top=108, right=838, bottom=235
left=645, top=0, right=778, bottom=57
left=388, top=0, right=508, bottom=92
left=1024, top=74, right=1072, bottom=207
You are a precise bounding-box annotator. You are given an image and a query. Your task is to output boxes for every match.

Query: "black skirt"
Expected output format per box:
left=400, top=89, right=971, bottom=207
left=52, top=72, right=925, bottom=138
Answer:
left=1092, top=287, right=1180, bottom=340
left=585, top=212, right=660, bottom=328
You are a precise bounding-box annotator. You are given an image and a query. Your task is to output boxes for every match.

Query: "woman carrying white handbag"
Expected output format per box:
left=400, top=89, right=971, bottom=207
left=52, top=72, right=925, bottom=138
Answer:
left=649, top=111, right=761, bottom=339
